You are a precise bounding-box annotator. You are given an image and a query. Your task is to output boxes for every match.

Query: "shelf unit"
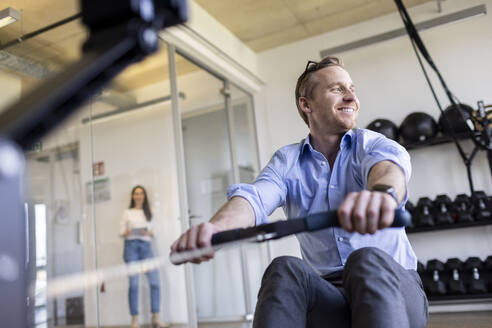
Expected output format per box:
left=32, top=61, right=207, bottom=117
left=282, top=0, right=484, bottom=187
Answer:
left=429, top=295, right=492, bottom=313
left=406, top=220, right=492, bottom=234
left=401, top=131, right=492, bottom=313
left=399, top=132, right=473, bottom=150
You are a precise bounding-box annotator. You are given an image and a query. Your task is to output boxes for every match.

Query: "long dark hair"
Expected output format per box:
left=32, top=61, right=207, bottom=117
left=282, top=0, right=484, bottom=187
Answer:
left=129, top=185, right=152, bottom=221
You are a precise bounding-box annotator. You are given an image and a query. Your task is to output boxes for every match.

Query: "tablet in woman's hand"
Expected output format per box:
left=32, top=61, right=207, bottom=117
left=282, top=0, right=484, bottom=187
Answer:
left=131, top=227, right=148, bottom=236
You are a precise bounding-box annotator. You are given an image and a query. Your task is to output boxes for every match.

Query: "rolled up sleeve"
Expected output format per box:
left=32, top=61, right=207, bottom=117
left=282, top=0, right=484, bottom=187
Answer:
left=227, top=151, right=287, bottom=225
left=120, top=210, right=129, bottom=237
left=360, top=136, right=412, bottom=205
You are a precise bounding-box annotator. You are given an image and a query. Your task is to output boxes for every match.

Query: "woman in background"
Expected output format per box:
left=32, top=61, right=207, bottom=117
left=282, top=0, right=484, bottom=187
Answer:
left=121, top=185, right=167, bottom=328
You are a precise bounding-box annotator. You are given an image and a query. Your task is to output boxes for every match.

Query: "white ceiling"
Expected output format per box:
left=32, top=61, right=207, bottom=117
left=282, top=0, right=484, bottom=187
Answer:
left=194, top=0, right=433, bottom=51
left=0, top=0, right=434, bottom=92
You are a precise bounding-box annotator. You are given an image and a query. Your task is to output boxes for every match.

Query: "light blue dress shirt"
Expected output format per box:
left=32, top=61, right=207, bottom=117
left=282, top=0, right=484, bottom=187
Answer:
left=227, top=128, right=417, bottom=275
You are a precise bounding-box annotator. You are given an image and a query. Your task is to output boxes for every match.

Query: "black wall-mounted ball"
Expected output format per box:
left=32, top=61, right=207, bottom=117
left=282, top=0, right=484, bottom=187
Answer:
left=366, top=119, right=399, bottom=141
left=399, top=112, right=438, bottom=144
left=438, top=103, right=474, bottom=135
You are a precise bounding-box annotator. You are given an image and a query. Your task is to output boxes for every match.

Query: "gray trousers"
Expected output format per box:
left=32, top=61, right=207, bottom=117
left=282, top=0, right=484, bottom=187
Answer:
left=253, top=247, right=428, bottom=328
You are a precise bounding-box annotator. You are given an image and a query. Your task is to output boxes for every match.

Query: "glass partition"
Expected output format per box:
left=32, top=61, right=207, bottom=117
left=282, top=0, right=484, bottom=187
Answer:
left=87, top=42, right=188, bottom=327
left=228, top=83, right=260, bottom=182
left=228, top=83, right=270, bottom=314
left=177, top=52, right=269, bottom=322
left=1, top=6, right=264, bottom=326
left=3, top=10, right=188, bottom=327
left=177, top=54, right=247, bottom=320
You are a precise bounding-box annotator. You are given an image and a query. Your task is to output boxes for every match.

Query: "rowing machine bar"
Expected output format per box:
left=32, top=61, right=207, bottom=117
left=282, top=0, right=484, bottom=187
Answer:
left=170, top=209, right=411, bottom=265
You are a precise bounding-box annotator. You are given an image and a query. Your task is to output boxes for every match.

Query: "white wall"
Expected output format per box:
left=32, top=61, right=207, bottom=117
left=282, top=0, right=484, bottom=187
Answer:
left=256, top=0, right=492, bottom=263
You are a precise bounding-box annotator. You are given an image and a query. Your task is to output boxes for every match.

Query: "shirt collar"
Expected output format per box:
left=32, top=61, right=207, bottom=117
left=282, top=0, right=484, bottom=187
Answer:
left=341, top=128, right=356, bottom=149
left=301, top=135, right=314, bottom=154
left=301, top=128, right=355, bottom=155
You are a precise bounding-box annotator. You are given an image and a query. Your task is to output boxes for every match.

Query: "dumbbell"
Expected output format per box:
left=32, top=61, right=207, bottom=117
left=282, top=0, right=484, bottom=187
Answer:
left=471, top=191, right=492, bottom=221
left=464, top=257, right=487, bottom=294
left=417, top=261, right=427, bottom=292
left=416, top=197, right=435, bottom=227
left=417, top=261, right=425, bottom=276
left=445, top=258, right=467, bottom=295
left=453, top=194, right=474, bottom=223
left=433, top=194, right=454, bottom=225
left=485, top=255, right=492, bottom=292
left=425, top=259, right=447, bottom=296
left=405, top=201, right=416, bottom=229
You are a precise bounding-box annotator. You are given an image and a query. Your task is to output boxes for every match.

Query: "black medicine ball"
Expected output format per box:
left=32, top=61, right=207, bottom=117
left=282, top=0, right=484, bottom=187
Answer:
left=366, top=119, right=399, bottom=141
left=438, top=103, right=474, bottom=135
left=399, top=112, right=438, bottom=143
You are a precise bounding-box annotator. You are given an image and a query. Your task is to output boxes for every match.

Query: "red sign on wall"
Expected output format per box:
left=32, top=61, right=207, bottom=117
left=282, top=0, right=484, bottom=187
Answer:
left=93, top=161, right=105, bottom=177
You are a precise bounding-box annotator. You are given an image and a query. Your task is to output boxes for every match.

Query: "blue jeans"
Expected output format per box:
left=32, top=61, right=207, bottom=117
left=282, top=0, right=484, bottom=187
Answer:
left=123, top=239, right=161, bottom=315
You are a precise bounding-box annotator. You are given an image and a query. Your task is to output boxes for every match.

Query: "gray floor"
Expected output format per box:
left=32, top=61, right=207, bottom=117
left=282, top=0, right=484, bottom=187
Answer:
left=427, top=311, right=492, bottom=328
left=52, top=323, right=252, bottom=328
left=51, top=311, right=492, bottom=327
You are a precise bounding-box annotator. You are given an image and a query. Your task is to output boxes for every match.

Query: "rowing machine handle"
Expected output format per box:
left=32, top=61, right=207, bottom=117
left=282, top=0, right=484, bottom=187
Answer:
left=304, top=208, right=411, bottom=231
left=211, top=209, right=411, bottom=246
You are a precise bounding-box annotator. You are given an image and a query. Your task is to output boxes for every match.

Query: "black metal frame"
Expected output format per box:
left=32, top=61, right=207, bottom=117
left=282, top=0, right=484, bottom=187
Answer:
left=393, top=0, right=492, bottom=194
left=170, top=210, right=412, bottom=265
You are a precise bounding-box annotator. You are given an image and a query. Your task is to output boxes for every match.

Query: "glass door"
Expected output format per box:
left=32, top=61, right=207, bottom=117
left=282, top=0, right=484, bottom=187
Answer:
left=227, top=83, right=271, bottom=315
left=174, top=49, right=268, bottom=323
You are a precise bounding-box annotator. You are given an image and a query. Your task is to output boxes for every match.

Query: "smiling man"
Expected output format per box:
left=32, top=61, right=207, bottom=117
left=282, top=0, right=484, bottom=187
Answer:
left=171, top=56, right=428, bottom=328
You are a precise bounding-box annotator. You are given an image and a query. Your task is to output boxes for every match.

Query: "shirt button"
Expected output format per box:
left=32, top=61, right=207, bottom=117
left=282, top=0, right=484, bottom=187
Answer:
left=320, top=161, right=326, bottom=166
left=338, top=236, right=344, bottom=242
left=330, top=185, right=335, bottom=189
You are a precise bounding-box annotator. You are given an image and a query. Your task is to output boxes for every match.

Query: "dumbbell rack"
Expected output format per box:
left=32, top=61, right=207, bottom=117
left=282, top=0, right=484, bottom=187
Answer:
left=403, top=140, right=492, bottom=313
left=401, top=132, right=472, bottom=150
left=409, top=208, right=492, bottom=313
left=406, top=219, right=492, bottom=234
left=407, top=196, right=492, bottom=313
left=429, top=294, right=492, bottom=314
left=430, top=294, right=492, bottom=302
left=421, top=257, right=492, bottom=313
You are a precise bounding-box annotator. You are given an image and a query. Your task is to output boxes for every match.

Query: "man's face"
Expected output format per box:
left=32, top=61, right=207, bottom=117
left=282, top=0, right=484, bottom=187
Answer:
left=301, top=66, right=359, bottom=134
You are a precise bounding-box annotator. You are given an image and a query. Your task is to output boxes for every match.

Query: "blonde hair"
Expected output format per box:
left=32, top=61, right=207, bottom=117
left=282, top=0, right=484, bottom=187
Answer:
left=295, top=56, right=344, bottom=126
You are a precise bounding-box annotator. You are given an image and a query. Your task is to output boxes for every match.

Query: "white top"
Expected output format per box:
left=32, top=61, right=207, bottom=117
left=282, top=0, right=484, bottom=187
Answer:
left=120, top=208, right=153, bottom=242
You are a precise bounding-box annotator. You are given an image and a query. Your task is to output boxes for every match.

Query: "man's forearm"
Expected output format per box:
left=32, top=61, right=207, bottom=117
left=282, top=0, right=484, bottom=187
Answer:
left=210, top=196, right=256, bottom=230
left=367, top=160, right=406, bottom=203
